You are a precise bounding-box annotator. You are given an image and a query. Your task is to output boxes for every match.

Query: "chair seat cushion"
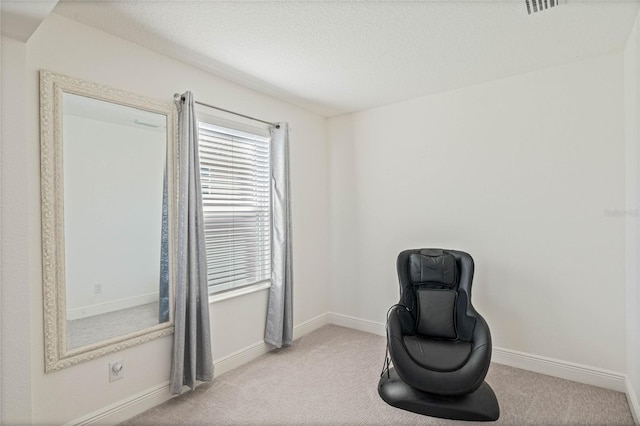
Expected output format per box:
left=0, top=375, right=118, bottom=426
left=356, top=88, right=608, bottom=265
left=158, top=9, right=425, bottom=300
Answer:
left=403, top=336, right=472, bottom=372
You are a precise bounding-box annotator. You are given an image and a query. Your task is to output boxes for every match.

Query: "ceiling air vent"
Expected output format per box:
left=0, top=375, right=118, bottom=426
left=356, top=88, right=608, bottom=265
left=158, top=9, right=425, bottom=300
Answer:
left=526, top=0, right=565, bottom=15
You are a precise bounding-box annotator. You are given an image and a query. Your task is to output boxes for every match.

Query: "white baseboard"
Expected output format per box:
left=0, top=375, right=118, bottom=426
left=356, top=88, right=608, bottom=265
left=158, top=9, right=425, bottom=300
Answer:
left=216, top=312, right=329, bottom=376
left=492, top=346, right=626, bottom=392
left=328, top=312, right=386, bottom=336
left=213, top=339, right=273, bottom=378
left=69, top=312, right=330, bottom=425
left=293, top=312, right=331, bottom=339
left=626, top=377, right=640, bottom=424
left=328, top=312, right=627, bottom=393
left=66, top=382, right=171, bottom=426
left=67, top=292, right=158, bottom=321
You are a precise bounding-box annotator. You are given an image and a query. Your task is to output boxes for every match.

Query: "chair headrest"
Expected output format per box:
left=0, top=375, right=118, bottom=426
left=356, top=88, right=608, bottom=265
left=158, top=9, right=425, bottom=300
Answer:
left=409, top=249, right=457, bottom=287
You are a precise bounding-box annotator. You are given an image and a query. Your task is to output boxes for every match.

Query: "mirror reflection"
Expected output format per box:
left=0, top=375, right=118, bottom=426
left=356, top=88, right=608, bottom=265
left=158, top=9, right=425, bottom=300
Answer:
left=62, top=93, right=168, bottom=350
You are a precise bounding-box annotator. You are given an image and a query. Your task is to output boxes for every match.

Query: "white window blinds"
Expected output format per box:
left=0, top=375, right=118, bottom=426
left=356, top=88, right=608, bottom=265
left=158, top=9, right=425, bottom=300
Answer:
left=197, top=120, right=271, bottom=292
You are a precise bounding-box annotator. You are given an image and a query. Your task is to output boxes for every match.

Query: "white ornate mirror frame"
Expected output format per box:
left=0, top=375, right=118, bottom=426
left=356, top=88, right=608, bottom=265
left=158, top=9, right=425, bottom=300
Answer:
left=40, top=70, right=177, bottom=372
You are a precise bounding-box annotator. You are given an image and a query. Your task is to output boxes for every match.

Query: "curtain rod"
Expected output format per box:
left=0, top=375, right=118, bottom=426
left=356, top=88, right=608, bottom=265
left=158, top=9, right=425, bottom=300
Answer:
left=181, top=96, right=278, bottom=128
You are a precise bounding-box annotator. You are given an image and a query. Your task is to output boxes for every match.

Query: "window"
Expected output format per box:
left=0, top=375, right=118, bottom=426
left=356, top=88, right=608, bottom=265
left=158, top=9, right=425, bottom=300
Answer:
left=197, top=118, right=271, bottom=294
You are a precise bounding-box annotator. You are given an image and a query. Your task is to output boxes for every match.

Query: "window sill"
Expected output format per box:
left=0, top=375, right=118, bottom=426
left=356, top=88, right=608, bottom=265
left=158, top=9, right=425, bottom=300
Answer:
left=208, top=281, right=271, bottom=304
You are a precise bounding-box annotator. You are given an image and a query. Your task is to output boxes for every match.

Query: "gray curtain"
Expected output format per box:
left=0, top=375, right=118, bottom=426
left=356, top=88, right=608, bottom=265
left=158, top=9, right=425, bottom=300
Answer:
left=159, top=168, right=169, bottom=323
left=264, top=122, right=293, bottom=348
left=170, top=91, right=214, bottom=395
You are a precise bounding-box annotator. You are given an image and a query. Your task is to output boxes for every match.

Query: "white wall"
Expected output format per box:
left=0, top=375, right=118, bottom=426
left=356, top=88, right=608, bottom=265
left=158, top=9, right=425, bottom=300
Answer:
left=624, top=7, right=640, bottom=417
left=1, top=35, right=33, bottom=425
left=0, top=11, right=330, bottom=424
left=328, top=53, right=626, bottom=373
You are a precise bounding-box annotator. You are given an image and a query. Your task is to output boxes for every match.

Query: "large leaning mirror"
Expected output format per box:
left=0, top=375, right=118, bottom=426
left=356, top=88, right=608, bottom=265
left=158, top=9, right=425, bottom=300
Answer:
left=40, top=70, right=177, bottom=372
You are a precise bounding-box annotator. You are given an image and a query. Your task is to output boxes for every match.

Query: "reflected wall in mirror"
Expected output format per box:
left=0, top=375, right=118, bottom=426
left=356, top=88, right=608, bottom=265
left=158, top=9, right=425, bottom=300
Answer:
left=41, top=70, right=177, bottom=372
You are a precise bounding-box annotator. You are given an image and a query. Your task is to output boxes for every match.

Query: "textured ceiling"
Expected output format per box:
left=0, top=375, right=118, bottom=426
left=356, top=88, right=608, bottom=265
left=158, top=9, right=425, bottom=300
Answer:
left=54, top=0, right=640, bottom=117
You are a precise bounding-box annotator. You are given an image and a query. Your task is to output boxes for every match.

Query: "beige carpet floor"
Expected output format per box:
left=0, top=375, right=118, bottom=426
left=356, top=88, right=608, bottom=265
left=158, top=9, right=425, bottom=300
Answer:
left=122, top=325, right=634, bottom=425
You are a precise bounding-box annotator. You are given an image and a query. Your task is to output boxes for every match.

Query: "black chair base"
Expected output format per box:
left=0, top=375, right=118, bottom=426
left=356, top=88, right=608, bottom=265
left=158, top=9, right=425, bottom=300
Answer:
left=378, top=368, right=500, bottom=422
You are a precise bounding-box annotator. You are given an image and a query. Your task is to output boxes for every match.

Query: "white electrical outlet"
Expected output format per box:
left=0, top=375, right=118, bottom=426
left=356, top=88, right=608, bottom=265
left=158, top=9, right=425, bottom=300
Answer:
left=94, top=283, right=103, bottom=294
left=109, top=359, right=124, bottom=382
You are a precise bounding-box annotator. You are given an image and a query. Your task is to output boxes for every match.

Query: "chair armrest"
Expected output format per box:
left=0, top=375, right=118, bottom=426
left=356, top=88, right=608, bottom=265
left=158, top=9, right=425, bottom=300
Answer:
left=471, top=312, right=492, bottom=350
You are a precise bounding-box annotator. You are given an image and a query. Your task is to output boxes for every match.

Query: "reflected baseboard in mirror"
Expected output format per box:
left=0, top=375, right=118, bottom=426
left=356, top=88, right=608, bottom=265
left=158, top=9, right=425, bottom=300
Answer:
left=40, top=70, right=177, bottom=372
